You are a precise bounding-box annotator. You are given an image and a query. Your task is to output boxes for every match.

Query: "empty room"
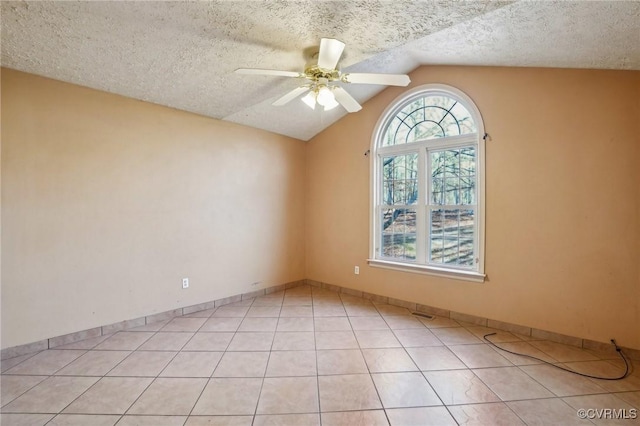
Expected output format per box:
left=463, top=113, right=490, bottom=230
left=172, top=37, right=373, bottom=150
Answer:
left=1, top=1, right=639, bottom=425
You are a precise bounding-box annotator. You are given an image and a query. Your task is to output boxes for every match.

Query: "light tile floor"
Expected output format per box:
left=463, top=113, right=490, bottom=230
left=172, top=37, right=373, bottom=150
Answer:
left=1, top=285, right=639, bottom=425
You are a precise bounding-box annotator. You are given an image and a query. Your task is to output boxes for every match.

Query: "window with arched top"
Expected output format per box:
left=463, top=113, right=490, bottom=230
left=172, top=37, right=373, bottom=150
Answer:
left=369, top=84, right=486, bottom=281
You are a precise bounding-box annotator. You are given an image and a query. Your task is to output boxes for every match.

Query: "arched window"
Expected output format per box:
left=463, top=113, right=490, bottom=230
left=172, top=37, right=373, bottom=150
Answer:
left=369, top=84, right=485, bottom=281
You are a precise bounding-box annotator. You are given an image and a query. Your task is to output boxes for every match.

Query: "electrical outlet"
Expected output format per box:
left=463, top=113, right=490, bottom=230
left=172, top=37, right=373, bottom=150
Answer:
left=354, top=266, right=360, bottom=275
left=182, top=278, right=189, bottom=289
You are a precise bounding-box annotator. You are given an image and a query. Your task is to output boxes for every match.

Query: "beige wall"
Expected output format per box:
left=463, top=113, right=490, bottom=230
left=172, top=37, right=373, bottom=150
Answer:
left=306, top=66, right=640, bottom=350
left=2, top=66, right=639, bottom=352
left=1, top=69, right=305, bottom=349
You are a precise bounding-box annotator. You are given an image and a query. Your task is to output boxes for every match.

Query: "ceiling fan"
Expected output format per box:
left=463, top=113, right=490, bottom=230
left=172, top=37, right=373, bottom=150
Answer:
left=235, top=38, right=411, bottom=113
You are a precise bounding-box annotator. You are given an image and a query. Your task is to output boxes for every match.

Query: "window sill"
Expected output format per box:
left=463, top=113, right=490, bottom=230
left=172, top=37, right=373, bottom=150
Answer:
left=367, top=259, right=486, bottom=283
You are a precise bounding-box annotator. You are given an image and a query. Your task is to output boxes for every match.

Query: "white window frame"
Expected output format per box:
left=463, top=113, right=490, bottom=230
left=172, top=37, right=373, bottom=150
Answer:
left=368, top=84, right=486, bottom=282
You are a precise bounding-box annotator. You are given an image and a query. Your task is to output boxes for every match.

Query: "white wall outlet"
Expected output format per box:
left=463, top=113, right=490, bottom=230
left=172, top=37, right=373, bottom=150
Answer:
left=354, top=266, right=360, bottom=275
left=182, top=278, right=189, bottom=289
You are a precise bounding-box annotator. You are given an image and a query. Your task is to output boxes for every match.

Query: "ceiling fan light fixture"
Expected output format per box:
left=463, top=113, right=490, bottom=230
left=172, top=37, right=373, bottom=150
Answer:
left=322, top=98, right=339, bottom=111
left=316, top=86, right=337, bottom=108
left=301, top=91, right=316, bottom=109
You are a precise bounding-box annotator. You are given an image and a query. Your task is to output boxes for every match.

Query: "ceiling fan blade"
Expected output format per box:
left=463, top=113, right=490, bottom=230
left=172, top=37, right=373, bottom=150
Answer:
left=272, top=87, right=310, bottom=106
left=343, top=73, right=411, bottom=87
left=235, top=68, right=302, bottom=78
left=317, top=38, right=345, bottom=70
left=332, top=86, right=362, bottom=113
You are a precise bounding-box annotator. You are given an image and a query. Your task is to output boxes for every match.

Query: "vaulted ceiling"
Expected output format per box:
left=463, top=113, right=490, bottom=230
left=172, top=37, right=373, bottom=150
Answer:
left=2, top=1, right=639, bottom=141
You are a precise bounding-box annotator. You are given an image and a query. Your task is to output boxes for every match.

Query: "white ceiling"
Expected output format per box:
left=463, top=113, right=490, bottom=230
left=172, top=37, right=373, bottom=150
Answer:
left=2, top=1, right=639, bottom=141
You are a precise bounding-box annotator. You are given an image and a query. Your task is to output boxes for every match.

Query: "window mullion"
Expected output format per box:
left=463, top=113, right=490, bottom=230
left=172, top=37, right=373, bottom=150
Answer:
left=416, top=148, right=426, bottom=263
left=425, top=147, right=435, bottom=267
left=376, top=155, right=384, bottom=258
left=376, top=155, right=385, bottom=257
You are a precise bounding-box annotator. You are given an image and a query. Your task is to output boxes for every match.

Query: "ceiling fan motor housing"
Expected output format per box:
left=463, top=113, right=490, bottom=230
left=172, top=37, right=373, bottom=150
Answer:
left=304, top=65, right=340, bottom=82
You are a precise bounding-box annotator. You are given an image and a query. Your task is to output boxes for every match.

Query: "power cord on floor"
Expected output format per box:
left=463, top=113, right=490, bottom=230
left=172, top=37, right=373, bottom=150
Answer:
left=483, top=333, right=630, bottom=380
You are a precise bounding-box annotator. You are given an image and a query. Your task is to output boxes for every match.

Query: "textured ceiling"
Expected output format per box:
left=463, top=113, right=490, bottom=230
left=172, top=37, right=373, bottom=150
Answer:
left=2, top=1, right=639, bottom=141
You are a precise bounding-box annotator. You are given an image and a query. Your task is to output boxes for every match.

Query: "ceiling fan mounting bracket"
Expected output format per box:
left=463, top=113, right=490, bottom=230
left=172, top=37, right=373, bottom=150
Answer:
left=339, top=74, right=355, bottom=83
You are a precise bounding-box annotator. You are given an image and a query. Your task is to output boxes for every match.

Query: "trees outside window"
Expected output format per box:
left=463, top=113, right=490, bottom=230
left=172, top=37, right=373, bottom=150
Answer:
left=370, top=84, right=485, bottom=281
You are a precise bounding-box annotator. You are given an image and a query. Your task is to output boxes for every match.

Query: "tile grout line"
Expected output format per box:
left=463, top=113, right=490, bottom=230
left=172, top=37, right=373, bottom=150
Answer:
left=184, top=297, right=255, bottom=420
left=381, top=302, right=466, bottom=422
left=3, top=285, right=638, bottom=425
left=114, top=305, right=216, bottom=422
left=311, top=291, right=322, bottom=424
left=310, top=286, right=328, bottom=423
left=100, top=326, right=172, bottom=421
left=4, top=277, right=638, bottom=362
left=355, top=300, right=390, bottom=424
left=249, top=294, right=270, bottom=422
left=0, top=375, right=49, bottom=409
left=2, top=348, right=95, bottom=417
left=377, top=308, right=462, bottom=424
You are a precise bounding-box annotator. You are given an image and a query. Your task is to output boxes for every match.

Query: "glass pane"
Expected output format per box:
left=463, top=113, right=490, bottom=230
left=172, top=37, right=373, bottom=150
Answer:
left=430, top=209, right=444, bottom=235
left=450, top=102, right=477, bottom=134
left=431, top=151, right=445, bottom=177
left=405, top=180, right=417, bottom=204
left=460, top=177, right=475, bottom=205
left=382, top=153, right=418, bottom=206
left=382, top=117, right=402, bottom=146
left=459, top=239, right=474, bottom=266
left=460, top=210, right=474, bottom=237
left=430, top=237, right=444, bottom=263
left=382, top=181, right=391, bottom=205
left=394, top=121, right=410, bottom=145
left=381, top=94, right=476, bottom=145
left=431, top=179, right=444, bottom=205
left=445, top=178, right=459, bottom=205
left=408, top=121, right=443, bottom=141
left=443, top=238, right=460, bottom=264
left=440, top=113, right=460, bottom=137
left=429, top=208, right=475, bottom=267
left=430, top=147, right=476, bottom=206
left=381, top=208, right=417, bottom=261
left=444, top=210, right=459, bottom=238
left=444, top=150, right=460, bottom=177
left=423, top=105, right=447, bottom=123
left=393, top=180, right=406, bottom=205
left=383, top=208, right=417, bottom=234
left=460, top=148, right=475, bottom=176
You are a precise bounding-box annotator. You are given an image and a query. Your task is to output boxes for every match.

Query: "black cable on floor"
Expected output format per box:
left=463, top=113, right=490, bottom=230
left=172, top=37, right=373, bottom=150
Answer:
left=483, top=333, right=630, bottom=380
